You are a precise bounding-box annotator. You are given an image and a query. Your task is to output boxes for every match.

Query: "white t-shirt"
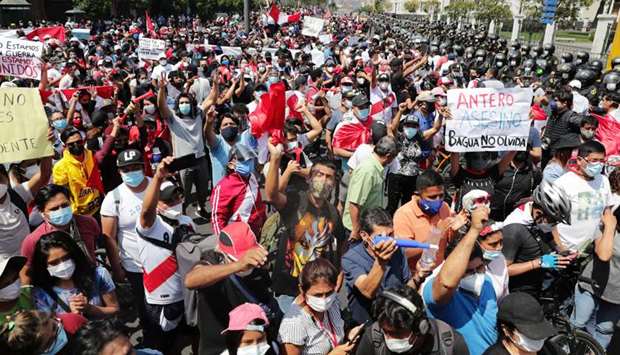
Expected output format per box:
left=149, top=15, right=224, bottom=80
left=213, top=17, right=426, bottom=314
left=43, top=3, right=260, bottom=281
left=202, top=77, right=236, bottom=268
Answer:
left=150, top=63, right=174, bottom=80
left=136, top=214, right=195, bottom=305
left=100, top=179, right=150, bottom=273
left=572, top=91, right=589, bottom=114
left=0, top=183, right=33, bottom=256
left=555, top=171, right=612, bottom=250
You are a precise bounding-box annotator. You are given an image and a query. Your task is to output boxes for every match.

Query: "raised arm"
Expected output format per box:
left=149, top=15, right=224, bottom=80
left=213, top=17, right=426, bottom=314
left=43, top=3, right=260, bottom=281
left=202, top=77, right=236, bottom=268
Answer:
left=265, top=139, right=288, bottom=210
left=299, top=103, right=323, bottom=142
left=203, top=105, right=218, bottom=148
left=432, top=207, right=487, bottom=305
left=157, top=73, right=173, bottom=120
left=140, top=156, right=174, bottom=229
left=449, top=152, right=461, bottom=177
left=498, top=151, right=518, bottom=176
left=595, top=208, right=617, bottom=262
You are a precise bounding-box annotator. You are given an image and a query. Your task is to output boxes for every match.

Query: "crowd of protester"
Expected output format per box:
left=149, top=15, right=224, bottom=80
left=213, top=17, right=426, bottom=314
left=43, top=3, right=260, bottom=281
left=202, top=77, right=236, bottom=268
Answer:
left=1, top=4, right=620, bottom=355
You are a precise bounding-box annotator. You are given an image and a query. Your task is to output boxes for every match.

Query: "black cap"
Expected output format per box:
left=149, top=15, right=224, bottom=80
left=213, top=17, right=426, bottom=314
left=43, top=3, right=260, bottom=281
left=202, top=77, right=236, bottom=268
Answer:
left=159, top=180, right=184, bottom=203
left=60, top=127, right=81, bottom=143
left=116, top=149, right=144, bottom=168
left=378, top=73, right=390, bottom=81
left=351, top=94, right=370, bottom=108
left=90, top=110, right=108, bottom=128
left=497, top=292, right=557, bottom=340
left=390, top=58, right=403, bottom=67
left=553, top=133, right=581, bottom=151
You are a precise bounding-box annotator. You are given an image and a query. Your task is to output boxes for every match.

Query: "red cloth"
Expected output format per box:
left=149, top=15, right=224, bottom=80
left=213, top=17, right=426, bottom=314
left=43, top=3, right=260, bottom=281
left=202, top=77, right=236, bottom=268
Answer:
left=593, top=113, right=620, bottom=156
left=40, top=86, right=115, bottom=103
left=332, top=118, right=372, bottom=151
left=210, top=173, right=266, bottom=238
left=249, top=82, right=286, bottom=138
left=531, top=103, right=547, bottom=121
left=145, top=11, right=156, bottom=37
left=269, top=4, right=281, bottom=24
left=287, top=12, right=302, bottom=23
left=26, top=26, right=66, bottom=42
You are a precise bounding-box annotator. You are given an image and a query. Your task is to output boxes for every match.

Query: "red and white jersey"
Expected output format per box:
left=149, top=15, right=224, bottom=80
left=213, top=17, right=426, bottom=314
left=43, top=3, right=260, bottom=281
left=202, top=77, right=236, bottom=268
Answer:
left=211, top=173, right=267, bottom=237
left=370, top=86, right=397, bottom=125
left=136, top=215, right=195, bottom=305
left=286, top=90, right=304, bottom=121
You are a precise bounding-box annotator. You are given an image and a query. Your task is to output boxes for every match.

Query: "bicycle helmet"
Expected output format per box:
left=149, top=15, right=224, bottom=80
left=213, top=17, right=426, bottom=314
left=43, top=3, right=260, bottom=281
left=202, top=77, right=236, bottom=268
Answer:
left=533, top=179, right=571, bottom=225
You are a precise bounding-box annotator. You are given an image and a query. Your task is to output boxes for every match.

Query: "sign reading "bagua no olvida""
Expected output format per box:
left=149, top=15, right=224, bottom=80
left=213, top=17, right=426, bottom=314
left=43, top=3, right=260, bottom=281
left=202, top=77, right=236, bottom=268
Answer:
left=445, top=87, right=534, bottom=152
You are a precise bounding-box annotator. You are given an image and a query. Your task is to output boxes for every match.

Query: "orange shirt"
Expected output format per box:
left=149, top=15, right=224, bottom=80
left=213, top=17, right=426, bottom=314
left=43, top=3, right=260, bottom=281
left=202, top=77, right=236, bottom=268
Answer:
left=393, top=197, right=452, bottom=272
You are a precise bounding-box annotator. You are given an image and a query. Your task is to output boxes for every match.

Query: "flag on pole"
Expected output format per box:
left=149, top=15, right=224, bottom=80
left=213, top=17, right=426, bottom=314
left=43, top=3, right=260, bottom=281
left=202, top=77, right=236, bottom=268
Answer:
left=267, top=4, right=302, bottom=25
left=26, top=26, right=66, bottom=42
left=145, top=11, right=156, bottom=37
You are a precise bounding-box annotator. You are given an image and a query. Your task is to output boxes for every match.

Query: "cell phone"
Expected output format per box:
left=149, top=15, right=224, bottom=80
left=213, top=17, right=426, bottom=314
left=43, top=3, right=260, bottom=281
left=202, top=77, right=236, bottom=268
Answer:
left=168, top=154, right=199, bottom=173
left=347, top=320, right=370, bottom=346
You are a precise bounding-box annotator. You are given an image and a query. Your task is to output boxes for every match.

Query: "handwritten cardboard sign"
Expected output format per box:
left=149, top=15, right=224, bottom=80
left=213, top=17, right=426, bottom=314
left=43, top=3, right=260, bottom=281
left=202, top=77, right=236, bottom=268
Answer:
left=445, top=87, right=533, bottom=152
left=0, top=38, right=43, bottom=80
left=0, top=88, right=53, bottom=163
left=137, top=38, right=166, bottom=60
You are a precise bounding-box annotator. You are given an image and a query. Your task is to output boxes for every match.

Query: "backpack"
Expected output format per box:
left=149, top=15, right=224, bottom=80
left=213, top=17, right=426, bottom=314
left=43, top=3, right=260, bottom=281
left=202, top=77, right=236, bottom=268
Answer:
left=175, top=233, right=217, bottom=327
left=8, top=188, right=28, bottom=222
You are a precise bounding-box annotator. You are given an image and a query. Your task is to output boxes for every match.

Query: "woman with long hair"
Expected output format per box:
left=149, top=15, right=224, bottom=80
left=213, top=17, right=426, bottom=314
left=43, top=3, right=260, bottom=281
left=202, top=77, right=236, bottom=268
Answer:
left=29, top=231, right=118, bottom=319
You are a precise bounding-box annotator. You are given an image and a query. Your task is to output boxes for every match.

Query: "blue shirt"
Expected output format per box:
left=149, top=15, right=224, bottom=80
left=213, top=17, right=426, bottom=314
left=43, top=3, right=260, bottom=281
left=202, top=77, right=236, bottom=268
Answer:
left=413, top=110, right=435, bottom=156
left=33, top=266, right=115, bottom=314
left=342, top=242, right=411, bottom=324
left=209, top=130, right=257, bottom=186
left=423, top=275, right=498, bottom=355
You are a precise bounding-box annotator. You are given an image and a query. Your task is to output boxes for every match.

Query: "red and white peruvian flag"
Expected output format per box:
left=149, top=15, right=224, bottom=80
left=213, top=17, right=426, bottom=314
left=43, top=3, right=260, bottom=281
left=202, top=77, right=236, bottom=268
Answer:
left=285, top=90, right=304, bottom=121
left=268, top=4, right=301, bottom=25
left=370, top=87, right=397, bottom=124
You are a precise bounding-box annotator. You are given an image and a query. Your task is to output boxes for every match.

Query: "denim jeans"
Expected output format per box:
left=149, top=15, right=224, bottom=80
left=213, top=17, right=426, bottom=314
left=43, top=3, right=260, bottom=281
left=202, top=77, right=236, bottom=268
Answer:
left=570, top=284, right=620, bottom=349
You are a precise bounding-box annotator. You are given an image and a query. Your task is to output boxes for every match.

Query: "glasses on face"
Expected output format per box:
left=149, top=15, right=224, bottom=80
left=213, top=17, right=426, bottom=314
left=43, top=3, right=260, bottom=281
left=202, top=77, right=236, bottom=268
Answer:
left=580, top=156, right=606, bottom=164
left=67, top=140, right=83, bottom=148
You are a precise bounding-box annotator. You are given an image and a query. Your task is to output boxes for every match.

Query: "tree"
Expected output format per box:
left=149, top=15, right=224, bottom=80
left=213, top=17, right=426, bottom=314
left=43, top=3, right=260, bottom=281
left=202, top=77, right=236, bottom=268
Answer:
left=521, top=0, right=594, bottom=28
left=421, top=0, right=440, bottom=14
left=443, top=0, right=475, bottom=21
left=404, top=0, right=419, bottom=13
left=358, top=0, right=386, bottom=14
left=473, top=0, right=511, bottom=25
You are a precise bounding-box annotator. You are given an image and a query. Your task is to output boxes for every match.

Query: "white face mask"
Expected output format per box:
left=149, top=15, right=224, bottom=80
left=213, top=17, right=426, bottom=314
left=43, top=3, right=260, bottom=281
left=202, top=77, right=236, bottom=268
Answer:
left=237, top=342, right=270, bottom=355
left=47, top=259, right=76, bottom=280
left=459, top=272, right=485, bottom=297
left=0, top=184, right=7, bottom=199
left=379, top=82, right=390, bottom=91
left=357, top=77, right=365, bottom=85
left=23, top=165, right=39, bottom=179
left=0, top=279, right=21, bottom=302
left=513, top=330, right=546, bottom=352
left=160, top=203, right=183, bottom=220
left=384, top=335, right=414, bottom=353
left=305, top=293, right=336, bottom=313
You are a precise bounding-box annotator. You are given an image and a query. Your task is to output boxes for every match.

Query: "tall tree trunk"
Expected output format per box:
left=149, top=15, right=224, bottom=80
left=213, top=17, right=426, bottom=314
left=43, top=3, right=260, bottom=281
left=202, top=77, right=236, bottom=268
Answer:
left=31, top=0, right=47, bottom=21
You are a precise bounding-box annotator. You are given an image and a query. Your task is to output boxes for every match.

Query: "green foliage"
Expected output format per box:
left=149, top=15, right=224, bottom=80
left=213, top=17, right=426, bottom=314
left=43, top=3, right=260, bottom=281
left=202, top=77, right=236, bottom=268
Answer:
left=404, top=0, right=419, bottom=13
left=359, top=0, right=386, bottom=14
left=421, top=0, right=440, bottom=13
left=443, top=0, right=475, bottom=20
left=473, top=0, right=511, bottom=24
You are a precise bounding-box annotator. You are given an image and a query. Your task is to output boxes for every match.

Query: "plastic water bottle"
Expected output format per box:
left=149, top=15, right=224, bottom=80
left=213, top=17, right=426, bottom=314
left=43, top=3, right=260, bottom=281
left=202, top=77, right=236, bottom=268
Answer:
left=151, top=147, right=162, bottom=171
left=419, top=228, right=442, bottom=269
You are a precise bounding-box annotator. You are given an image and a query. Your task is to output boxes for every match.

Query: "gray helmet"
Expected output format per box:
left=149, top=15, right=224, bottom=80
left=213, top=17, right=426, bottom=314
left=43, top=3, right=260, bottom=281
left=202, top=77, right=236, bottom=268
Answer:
left=533, top=179, right=571, bottom=225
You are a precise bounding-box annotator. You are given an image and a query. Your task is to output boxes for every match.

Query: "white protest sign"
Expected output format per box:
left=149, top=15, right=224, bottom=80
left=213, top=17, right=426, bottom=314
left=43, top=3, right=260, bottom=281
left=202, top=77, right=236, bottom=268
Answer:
left=71, top=28, right=91, bottom=41
left=302, top=16, right=325, bottom=38
left=0, top=38, right=43, bottom=80
left=445, top=87, right=533, bottom=152
left=319, top=34, right=332, bottom=44
left=137, top=38, right=166, bottom=60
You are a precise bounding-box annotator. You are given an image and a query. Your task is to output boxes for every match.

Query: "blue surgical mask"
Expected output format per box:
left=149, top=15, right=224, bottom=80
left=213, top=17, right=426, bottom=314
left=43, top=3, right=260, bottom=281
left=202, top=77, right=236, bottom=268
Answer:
left=121, top=170, right=145, bottom=187
left=179, top=103, right=192, bottom=116
left=52, top=119, right=67, bottom=131
left=418, top=198, right=443, bottom=216
left=404, top=127, right=418, bottom=139
left=357, top=108, right=370, bottom=120
left=235, top=159, right=255, bottom=177
left=48, top=206, right=73, bottom=226
left=584, top=161, right=603, bottom=178
left=482, top=248, right=502, bottom=260
left=548, top=100, right=558, bottom=112
left=222, top=59, right=230, bottom=66
left=41, top=322, right=68, bottom=355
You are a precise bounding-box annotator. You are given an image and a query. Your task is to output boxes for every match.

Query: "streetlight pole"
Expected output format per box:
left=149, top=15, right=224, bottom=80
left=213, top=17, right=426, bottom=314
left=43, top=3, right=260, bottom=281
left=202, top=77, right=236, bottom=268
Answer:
left=244, top=0, right=250, bottom=33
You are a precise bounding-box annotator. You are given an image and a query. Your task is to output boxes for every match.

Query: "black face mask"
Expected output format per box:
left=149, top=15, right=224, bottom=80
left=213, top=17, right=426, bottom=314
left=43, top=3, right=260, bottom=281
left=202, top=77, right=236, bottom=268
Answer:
left=69, top=143, right=85, bottom=156
left=221, top=126, right=239, bottom=142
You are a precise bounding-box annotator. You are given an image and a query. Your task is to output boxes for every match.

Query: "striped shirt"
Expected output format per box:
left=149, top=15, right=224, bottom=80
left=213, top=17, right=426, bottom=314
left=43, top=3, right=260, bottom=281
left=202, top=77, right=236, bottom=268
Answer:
left=278, top=300, right=345, bottom=355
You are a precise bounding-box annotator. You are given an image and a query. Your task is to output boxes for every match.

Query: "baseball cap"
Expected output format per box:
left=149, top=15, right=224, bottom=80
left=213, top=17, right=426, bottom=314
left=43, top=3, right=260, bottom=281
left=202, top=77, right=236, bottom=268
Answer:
left=400, top=114, right=419, bottom=125
left=221, top=303, right=269, bottom=334
left=116, top=149, right=144, bottom=168
left=218, top=221, right=259, bottom=260
left=416, top=91, right=437, bottom=103
left=159, top=180, right=184, bottom=203
left=351, top=94, right=370, bottom=108
left=341, top=76, right=353, bottom=85
left=497, top=292, right=557, bottom=340
left=0, top=254, right=26, bottom=280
